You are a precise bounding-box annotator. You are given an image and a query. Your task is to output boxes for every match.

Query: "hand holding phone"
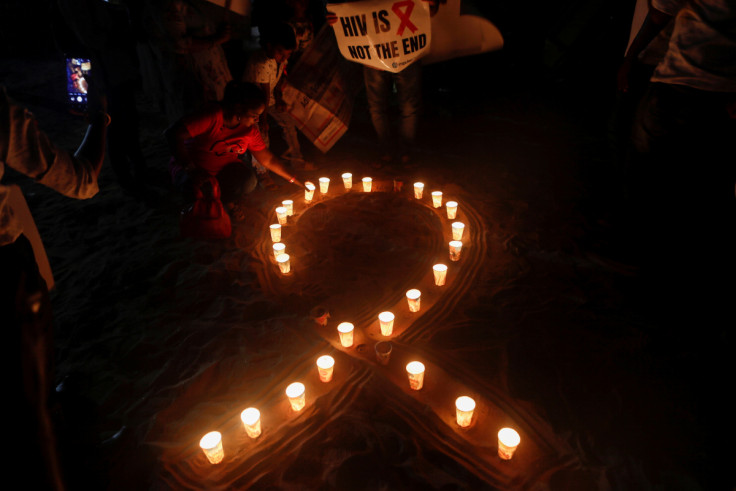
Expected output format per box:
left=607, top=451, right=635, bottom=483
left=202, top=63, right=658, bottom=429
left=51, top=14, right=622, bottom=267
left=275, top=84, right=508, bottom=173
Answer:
left=65, top=56, right=93, bottom=115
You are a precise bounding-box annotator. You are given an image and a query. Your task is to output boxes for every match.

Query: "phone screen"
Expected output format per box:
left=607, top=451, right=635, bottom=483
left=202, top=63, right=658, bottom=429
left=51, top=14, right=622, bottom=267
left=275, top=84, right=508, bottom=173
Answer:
left=65, top=57, right=92, bottom=113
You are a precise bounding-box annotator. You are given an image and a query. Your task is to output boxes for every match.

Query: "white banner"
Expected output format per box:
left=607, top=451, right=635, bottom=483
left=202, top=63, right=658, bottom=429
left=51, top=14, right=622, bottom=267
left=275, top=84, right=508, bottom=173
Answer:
left=327, top=0, right=431, bottom=73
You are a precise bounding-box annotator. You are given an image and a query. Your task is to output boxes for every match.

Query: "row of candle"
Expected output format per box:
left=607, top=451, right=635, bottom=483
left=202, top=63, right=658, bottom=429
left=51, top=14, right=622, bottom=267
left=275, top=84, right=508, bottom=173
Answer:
left=199, top=176, right=520, bottom=467
left=199, top=354, right=521, bottom=464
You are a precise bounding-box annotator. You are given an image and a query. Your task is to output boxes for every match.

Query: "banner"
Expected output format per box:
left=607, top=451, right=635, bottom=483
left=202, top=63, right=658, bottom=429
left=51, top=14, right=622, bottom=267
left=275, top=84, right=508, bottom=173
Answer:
left=327, top=0, right=431, bottom=73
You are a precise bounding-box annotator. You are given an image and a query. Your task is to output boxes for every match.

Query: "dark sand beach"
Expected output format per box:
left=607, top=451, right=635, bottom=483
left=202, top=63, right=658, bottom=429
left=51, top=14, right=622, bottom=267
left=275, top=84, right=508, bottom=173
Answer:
left=2, top=4, right=733, bottom=489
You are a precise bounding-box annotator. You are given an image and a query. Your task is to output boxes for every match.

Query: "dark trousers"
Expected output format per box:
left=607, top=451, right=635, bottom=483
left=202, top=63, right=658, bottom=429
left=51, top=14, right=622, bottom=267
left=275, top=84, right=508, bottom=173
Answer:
left=2, top=235, right=63, bottom=490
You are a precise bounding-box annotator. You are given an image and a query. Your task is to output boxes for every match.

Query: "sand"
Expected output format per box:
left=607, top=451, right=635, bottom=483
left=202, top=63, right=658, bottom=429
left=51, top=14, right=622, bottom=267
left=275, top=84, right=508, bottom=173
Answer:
left=2, top=44, right=730, bottom=490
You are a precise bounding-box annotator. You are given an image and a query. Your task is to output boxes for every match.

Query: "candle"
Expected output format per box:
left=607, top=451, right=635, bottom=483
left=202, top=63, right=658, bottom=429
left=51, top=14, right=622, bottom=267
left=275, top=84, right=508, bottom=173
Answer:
left=378, top=311, right=395, bottom=336
left=276, top=206, right=288, bottom=225
left=413, top=182, right=424, bottom=199
left=282, top=199, right=294, bottom=216
left=319, top=177, right=330, bottom=194
left=451, top=222, right=465, bottom=241
left=316, top=355, right=335, bottom=382
left=455, top=396, right=475, bottom=428
left=406, top=289, right=421, bottom=312
left=337, top=322, right=354, bottom=347
left=304, top=182, right=315, bottom=202
left=498, top=428, right=521, bottom=460
left=406, top=361, right=425, bottom=390
left=449, top=241, right=463, bottom=262
left=374, top=341, right=392, bottom=365
left=433, top=264, right=448, bottom=286
left=285, top=382, right=306, bottom=411
left=431, top=191, right=442, bottom=208
left=272, top=242, right=285, bottom=259
left=276, top=253, right=290, bottom=274
left=240, top=408, right=261, bottom=438
left=362, top=177, right=372, bottom=192
left=269, top=224, right=281, bottom=242
left=342, top=172, right=352, bottom=190
left=445, top=201, right=458, bottom=219
left=199, top=431, right=224, bottom=464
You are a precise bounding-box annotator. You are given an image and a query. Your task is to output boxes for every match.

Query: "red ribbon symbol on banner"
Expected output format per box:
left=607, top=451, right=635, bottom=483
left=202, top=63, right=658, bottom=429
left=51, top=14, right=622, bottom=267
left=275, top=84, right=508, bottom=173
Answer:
left=392, top=0, right=418, bottom=36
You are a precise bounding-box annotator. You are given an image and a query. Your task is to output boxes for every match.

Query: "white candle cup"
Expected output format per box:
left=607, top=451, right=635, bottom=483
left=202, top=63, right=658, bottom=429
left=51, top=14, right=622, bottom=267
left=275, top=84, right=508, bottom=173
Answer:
left=316, top=355, right=335, bottom=382
left=374, top=341, right=392, bottom=365
left=273, top=242, right=286, bottom=259
left=342, top=172, right=352, bottom=190
left=337, top=322, right=354, bottom=347
left=282, top=199, right=294, bottom=216
left=449, top=241, right=463, bottom=262
left=431, top=191, right=443, bottom=208
left=276, top=206, right=288, bottom=225
left=200, top=431, right=224, bottom=464
left=406, top=289, right=421, bottom=312
left=452, top=222, right=465, bottom=241
left=455, top=396, right=476, bottom=428
left=285, top=382, right=306, bottom=412
left=433, top=264, right=448, bottom=286
left=406, top=361, right=425, bottom=390
left=378, top=311, right=395, bottom=337
left=362, top=177, right=372, bottom=192
left=240, top=408, right=261, bottom=439
left=445, top=201, right=458, bottom=220
left=319, top=177, right=330, bottom=194
left=414, top=182, right=424, bottom=199
left=498, top=428, right=521, bottom=460
left=276, top=253, right=290, bottom=274
left=269, top=224, right=282, bottom=242
left=304, top=182, right=315, bottom=202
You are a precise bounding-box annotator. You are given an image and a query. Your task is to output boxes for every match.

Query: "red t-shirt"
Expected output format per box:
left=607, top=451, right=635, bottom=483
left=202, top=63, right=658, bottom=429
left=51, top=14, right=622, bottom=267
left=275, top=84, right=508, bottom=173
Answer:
left=182, top=104, right=267, bottom=175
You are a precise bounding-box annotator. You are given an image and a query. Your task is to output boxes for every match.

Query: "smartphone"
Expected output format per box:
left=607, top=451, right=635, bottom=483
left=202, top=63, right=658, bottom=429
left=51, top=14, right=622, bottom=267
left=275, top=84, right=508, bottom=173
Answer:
left=65, top=56, right=92, bottom=114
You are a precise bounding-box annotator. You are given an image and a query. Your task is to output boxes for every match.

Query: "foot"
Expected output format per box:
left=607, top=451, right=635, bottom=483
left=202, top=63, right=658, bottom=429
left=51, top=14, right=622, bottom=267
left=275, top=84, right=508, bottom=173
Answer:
left=227, top=202, right=247, bottom=222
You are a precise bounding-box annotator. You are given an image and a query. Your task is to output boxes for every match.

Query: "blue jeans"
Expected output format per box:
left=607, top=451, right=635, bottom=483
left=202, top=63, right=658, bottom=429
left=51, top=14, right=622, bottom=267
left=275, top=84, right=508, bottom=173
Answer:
left=363, top=63, right=422, bottom=154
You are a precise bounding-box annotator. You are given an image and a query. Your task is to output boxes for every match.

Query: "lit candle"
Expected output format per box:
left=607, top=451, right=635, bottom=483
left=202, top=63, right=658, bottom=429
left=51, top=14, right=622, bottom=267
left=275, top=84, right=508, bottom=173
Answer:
left=240, top=408, right=261, bottom=438
left=405, top=289, right=421, bottom=312
left=362, top=177, right=372, bottom=192
left=273, top=242, right=285, bottom=259
left=282, top=199, right=294, bottom=216
left=316, top=355, right=335, bottom=382
left=319, top=177, right=330, bottom=194
left=285, top=382, right=306, bottom=412
left=445, top=201, right=458, bottom=219
left=304, top=182, right=315, bottom=202
left=276, top=253, right=290, bottom=274
left=199, top=431, right=224, bottom=464
left=433, top=264, right=448, bottom=286
left=451, top=222, right=465, bottom=241
left=497, top=428, right=521, bottom=460
left=276, top=206, right=288, bottom=225
left=342, top=172, right=352, bottom=190
left=337, top=322, right=354, bottom=347
left=455, top=396, right=475, bottom=428
left=378, top=311, right=395, bottom=336
left=406, top=361, right=425, bottom=390
left=269, top=223, right=281, bottom=242
left=449, top=241, right=463, bottom=262
left=431, top=191, right=442, bottom=208
left=413, top=182, right=424, bottom=199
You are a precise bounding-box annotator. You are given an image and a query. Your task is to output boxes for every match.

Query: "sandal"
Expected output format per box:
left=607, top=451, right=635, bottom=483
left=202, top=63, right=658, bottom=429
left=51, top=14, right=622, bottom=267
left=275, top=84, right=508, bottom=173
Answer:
left=227, top=202, right=246, bottom=222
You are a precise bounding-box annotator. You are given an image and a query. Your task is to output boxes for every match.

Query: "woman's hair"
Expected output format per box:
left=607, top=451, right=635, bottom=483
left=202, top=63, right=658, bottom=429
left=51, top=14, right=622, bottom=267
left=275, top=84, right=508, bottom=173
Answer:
left=259, top=21, right=297, bottom=50
left=222, top=81, right=267, bottom=109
